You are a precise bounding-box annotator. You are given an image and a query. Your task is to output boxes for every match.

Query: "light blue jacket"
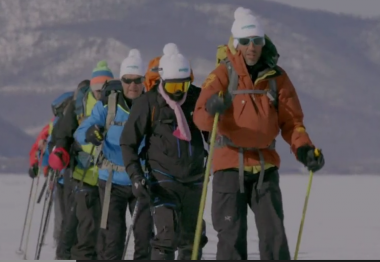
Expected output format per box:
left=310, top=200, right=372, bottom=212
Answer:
left=74, top=98, right=145, bottom=186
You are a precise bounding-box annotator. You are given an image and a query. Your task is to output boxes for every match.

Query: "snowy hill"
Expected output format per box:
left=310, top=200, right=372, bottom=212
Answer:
left=0, top=116, right=33, bottom=157
left=0, top=116, right=33, bottom=173
left=0, top=0, right=379, bottom=173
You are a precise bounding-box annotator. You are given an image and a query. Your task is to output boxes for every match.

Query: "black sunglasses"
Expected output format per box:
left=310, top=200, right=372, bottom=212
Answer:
left=122, top=77, right=144, bottom=84
left=238, top=37, right=265, bottom=46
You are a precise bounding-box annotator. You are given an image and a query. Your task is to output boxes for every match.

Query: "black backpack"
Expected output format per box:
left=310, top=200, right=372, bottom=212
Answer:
left=51, top=91, right=74, bottom=117
left=101, top=79, right=123, bottom=98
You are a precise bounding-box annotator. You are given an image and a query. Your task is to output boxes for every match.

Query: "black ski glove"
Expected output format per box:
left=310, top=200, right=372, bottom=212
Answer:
left=205, top=92, right=232, bottom=116
left=85, top=125, right=104, bottom=146
left=296, top=145, right=325, bottom=172
left=28, top=163, right=39, bottom=179
left=131, top=174, right=149, bottom=199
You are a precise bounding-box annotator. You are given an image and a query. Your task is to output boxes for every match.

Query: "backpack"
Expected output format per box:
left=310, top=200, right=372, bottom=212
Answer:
left=74, top=84, right=91, bottom=123
left=51, top=91, right=74, bottom=117
left=74, top=79, right=123, bottom=125
left=216, top=44, right=228, bottom=68
left=101, top=79, right=123, bottom=98
left=216, top=35, right=279, bottom=110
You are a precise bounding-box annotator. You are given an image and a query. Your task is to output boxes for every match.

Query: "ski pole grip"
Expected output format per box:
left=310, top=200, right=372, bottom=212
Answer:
left=314, top=148, right=320, bottom=157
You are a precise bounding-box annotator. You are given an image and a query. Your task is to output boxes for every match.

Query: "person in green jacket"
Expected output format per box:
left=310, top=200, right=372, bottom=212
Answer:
left=48, top=61, right=114, bottom=260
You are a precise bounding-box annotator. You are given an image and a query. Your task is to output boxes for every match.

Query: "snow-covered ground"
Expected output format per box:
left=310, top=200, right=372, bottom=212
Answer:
left=1, top=173, right=379, bottom=260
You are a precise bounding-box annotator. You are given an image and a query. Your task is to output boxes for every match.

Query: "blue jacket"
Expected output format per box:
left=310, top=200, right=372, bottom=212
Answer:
left=74, top=97, right=145, bottom=186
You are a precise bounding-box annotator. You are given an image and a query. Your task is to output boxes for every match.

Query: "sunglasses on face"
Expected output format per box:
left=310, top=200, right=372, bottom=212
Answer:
left=237, top=37, right=265, bottom=46
left=122, top=77, right=144, bottom=84
left=163, top=78, right=191, bottom=94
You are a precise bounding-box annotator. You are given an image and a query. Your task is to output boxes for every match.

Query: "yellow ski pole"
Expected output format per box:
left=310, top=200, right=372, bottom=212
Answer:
left=294, top=148, right=320, bottom=260
left=191, top=92, right=223, bottom=260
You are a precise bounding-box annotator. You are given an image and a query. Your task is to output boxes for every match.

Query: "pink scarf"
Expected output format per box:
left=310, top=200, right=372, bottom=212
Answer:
left=158, top=81, right=191, bottom=141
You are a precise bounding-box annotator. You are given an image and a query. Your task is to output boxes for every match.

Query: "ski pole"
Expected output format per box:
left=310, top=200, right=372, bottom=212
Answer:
left=15, top=179, right=35, bottom=255
left=191, top=91, right=223, bottom=260
left=122, top=199, right=140, bottom=260
left=294, top=149, right=320, bottom=260
left=37, top=177, right=48, bottom=204
left=35, top=173, right=57, bottom=260
left=23, top=150, right=45, bottom=260
left=34, top=170, right=54, bottom=258
left=93, top=145, right=103, bottom=170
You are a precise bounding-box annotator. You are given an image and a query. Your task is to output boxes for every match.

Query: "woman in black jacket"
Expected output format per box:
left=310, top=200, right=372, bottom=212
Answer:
left=120, top=43, right=208, bottom=260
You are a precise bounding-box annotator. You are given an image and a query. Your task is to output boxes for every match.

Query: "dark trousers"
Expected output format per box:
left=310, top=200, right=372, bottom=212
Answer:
left=98, top=179, right=153, bottom=260
left=53, top=183, right=64, bottom=242
left=149, top=172, right=208, bottom=260
left=56, top=183, right=65, bottom=215
left=69, top=179, right=101, bottom=260
left=56, top=170, right=78, bottom=259
left=212, top=168, right=291, bottom=260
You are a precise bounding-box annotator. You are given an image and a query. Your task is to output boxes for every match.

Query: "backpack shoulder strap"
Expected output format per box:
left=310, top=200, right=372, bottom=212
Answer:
left=75, top=86, right=90, bottom=119
left=147, top=91, right=159, bottom=129
left=221, top=59, right=279, bottom=109
left=216, top=45, right=227, bottom=67
left=267, top=78, right=278, bottom=111
left=105, top=91, right=118, bottom=131
left=63, top=101, right=71, bottom=116
left=220, top=59, right=239, bottom=100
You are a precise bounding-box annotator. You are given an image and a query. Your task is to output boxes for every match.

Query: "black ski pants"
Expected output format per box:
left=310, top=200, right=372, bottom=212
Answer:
left=149, top=172, right=208, bottom=260
left=98, top=179, right=153, bottom=260
left=54, top=182, right=64, bottom=242
left=55, top=182, right=64, bottom=231
left=56, top=170, right=78, bottom=259
left=69, top=179, right=101, bottom=260
left=212, top=168, right=291, bottom=260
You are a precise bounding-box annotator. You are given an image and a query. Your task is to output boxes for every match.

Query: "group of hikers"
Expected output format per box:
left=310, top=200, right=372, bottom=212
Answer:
left=26, top=6, right=325, bottom=260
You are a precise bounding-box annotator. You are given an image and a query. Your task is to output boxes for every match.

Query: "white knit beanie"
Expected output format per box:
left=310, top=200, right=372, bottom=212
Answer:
left=231, top=7, right=265, bottom=47
left=158, top=43, right=191, bottom=80
left=119, top=49, right=145, bottom=78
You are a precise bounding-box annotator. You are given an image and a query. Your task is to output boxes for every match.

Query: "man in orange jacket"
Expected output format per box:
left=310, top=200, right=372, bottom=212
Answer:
left=193, top=6, right=325, bottom=260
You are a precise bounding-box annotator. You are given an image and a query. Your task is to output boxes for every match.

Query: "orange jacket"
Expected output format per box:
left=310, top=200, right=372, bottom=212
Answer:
left=193, top=41, right=313, bottom=172
left=29, top=123, right=50, bottom=167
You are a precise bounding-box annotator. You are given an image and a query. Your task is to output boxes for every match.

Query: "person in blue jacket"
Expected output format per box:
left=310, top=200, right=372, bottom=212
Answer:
left=74, top=49, right=153, bottom=260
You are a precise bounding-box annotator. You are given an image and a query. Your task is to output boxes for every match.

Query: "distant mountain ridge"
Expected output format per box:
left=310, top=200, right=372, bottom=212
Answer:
left=0, top=116, right=33, bottom=157
left=0, top=0, right=378, bottom=173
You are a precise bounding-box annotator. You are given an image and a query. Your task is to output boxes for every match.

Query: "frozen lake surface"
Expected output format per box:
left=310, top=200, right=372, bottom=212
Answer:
left=0, top=173, right=379, bottom=260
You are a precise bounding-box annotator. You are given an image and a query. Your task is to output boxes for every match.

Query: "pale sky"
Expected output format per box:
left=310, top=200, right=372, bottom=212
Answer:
left=268, top=0, right=380, bottom=18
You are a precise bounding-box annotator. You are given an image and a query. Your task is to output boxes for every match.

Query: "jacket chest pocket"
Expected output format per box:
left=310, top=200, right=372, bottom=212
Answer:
left=232, top=94, right=248, bottom=121
left=106, top=125, right=123, bottom=146
left=253, top=93, right=277, bottom=118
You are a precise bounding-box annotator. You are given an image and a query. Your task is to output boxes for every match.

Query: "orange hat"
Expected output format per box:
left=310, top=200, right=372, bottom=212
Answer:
left=144, top=56, right=195, bottom=92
